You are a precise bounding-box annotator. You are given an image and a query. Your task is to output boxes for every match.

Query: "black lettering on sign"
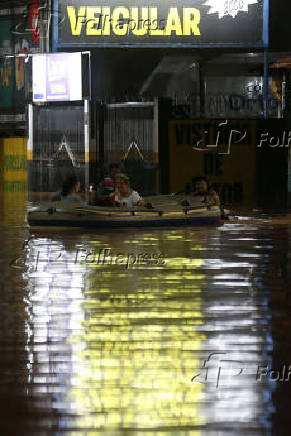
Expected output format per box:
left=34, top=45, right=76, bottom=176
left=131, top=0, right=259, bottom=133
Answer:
left=175, top=123, right=202, bottom=147
left=175, top=124, right=184, bottom=146
left=229, top=95, right=245, bottom=112
left=233, top=182, right=243, bottom=202
left=191, top=124, right=202, bottom=147
left=204, top=154, right=214, bottom=175
left=204, top=154, right=223, bottom=176
left=222, top=183, right=233, bottom=203
left=186, top=125, right=191, bottom=145
left=215, top=155, right=223, bottom=175
left=211, top=182, right=243, bottom=203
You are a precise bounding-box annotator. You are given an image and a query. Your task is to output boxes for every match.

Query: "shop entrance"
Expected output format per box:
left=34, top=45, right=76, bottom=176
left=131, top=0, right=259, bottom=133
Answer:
left=28, top=103, right=85, bottom=194
left=95, top=100, right=160, bottom=195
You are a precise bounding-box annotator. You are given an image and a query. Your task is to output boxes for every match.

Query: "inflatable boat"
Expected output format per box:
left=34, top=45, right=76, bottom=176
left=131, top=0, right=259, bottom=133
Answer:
left=27, top=201, right=221, bottom=229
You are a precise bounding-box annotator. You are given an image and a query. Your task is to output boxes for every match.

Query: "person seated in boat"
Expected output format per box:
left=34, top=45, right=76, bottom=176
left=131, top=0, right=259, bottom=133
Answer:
left=193, top=176, right=220, bottom=205
left=51, top=175, right=84, bottom=203
left=207, top=185, right=220, bottom=206
left=109, top=173, right=147, bottom=207
left=182, top=176, right=220, bottom=206
left=91, top=162, right=121, bottom=205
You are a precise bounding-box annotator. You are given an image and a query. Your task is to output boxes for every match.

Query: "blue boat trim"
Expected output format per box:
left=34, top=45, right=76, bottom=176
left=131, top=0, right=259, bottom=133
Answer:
left=28, top=215, right=221, bottom=228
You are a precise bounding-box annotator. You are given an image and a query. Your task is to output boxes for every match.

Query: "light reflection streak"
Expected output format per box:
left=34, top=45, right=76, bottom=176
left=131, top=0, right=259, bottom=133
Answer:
left=201, top=229, right=274, bottom=435
left=25, top=238, right=86, bottom=403
left=22, top=228, right=274, bottom=435
left=68, top=251, right=206, bottom=430
left=24, top=234, right=206, bottom=431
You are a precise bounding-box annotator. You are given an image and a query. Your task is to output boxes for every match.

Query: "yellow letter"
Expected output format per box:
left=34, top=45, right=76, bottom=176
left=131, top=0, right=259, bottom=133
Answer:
left=131, top=8, right=148, bottom=36
left=165, top=8, right=182, bottom=36
left=150, top=8, right=164, bottom=35
left=86, top=7, right=101, bottom=35
left=183, top=8, right=201, bottom=36
left=112, top=7, right=129, bottom=36
left=102, top=7, right=111, bottom=36
left=67, top=6, right=86, bottom=36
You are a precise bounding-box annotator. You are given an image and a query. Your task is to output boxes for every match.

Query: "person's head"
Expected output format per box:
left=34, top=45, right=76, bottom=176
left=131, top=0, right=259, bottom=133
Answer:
left=61, top=175, right=80, bottom=197
left=115, top=173, right=130, bottom=196
left=192, top=176, right=209, bottom=194
left=109, top=162, right=120, bottom=179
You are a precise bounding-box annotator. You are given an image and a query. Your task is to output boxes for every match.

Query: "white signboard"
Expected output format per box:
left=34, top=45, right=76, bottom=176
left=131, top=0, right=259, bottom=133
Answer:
left=33, top=52, right=82, bottom=102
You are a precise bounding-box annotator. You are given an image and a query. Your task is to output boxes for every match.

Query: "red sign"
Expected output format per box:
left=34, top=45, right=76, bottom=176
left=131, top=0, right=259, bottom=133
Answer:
left=29, top=0, right=40, bottom=44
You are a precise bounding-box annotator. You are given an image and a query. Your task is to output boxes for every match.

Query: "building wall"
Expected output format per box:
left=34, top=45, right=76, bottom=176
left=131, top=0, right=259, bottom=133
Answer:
left=0, top=1, right=43, bottom=136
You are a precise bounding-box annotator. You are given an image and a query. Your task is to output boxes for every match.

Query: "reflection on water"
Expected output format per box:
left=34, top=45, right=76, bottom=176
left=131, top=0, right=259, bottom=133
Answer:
left=24, top=232, right=205, bottom=433
left=1, top=194, right=291, bottom=435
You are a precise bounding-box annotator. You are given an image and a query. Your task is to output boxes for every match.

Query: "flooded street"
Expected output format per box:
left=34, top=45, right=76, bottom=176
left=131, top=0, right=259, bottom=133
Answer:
left=1, top=193, right=291, bottom=436
left=1, top=0, right=291, bottom=433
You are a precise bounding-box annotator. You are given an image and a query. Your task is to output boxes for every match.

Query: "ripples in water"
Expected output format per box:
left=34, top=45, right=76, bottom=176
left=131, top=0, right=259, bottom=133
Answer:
left=0, top=195, right=291, bottom=435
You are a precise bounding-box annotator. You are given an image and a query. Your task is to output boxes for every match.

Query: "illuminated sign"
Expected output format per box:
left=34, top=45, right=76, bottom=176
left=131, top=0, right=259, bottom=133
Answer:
left=33, top=53, right=83, bottom=102
left=54, top=0, right=265, bottom=48
left=204, top=0, right=258, bottom=19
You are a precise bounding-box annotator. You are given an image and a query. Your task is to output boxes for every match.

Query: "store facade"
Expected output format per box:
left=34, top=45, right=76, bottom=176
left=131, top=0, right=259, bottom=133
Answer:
left=25, top=0, right=289, bottom=206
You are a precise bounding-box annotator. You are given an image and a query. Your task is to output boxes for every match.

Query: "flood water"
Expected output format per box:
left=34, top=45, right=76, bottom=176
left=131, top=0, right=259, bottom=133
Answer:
left=1, top=193, right=291, bottom=436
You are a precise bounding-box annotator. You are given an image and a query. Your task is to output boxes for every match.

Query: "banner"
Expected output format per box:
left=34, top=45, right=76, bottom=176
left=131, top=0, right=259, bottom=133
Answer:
left=55, top=0, right=265, bottom=48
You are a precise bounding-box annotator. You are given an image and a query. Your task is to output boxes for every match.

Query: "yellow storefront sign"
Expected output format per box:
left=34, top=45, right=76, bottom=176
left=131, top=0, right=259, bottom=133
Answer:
left=0, top=138, right=28, bottom=225
left=0, top=138, right=28, bottom=192
left=169, top=120, right=257, bottom=205
left=67, top=6, right=201, bottom=36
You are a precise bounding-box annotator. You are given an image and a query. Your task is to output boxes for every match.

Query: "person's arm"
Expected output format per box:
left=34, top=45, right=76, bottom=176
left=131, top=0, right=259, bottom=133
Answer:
left=207, top=190, right=220, bottom=206
left=137, top=198, right=147, bottom=207
left=66, top=194, right=84, bottom=204
left=136, top=197, right=153, bottom=208
left=210, top=195, right=220, bottom=206
left=130, top=191, right=153, bottom=208
left=109, top=191, right=119, bottom=206
left=131, top=191, right=145, bottom=206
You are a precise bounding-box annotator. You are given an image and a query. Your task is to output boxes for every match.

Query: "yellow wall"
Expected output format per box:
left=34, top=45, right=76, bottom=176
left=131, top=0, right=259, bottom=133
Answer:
left=169, top=120, right=257, bottom=204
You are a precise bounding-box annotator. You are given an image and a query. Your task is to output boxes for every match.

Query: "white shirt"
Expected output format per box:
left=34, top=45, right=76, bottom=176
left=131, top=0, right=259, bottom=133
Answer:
left=114, top=190, right=141, bottom=207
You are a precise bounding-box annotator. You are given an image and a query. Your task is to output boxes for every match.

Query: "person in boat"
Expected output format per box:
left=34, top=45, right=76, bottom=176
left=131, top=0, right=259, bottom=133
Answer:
left=91, top=162, right=121, bottom=206
left=51, top=175, right=84, bottom=203
left=194, top=176, right=220, bottom=205
left=182, top=176, right=220, bottom=206
left=109, top=173, right=148, bottom=207
left=207, top=185, right=220, bottom=206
